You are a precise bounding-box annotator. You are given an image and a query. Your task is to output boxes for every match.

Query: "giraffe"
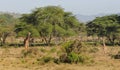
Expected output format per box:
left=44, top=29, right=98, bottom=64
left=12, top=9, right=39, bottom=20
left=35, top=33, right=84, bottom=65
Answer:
left=24, top=32, right=31, bottom=50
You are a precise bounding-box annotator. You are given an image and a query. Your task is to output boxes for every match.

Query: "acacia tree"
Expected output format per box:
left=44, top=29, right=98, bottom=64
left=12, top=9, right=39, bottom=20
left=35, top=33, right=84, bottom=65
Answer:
left=86, top=15, right=120, bottom=46
left=16, top=6, right=80, bottom=45
left=0, top=13, right=17, bottom=46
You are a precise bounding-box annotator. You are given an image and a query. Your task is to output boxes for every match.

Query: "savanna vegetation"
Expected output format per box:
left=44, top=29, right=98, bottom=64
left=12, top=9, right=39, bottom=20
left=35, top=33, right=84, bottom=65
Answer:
left=0, top=6, right=120, bottom=70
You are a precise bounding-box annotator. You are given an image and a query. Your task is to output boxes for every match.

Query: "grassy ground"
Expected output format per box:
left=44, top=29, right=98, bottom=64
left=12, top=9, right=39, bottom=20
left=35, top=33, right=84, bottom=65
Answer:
left=0, top=46, right=120, bottom=70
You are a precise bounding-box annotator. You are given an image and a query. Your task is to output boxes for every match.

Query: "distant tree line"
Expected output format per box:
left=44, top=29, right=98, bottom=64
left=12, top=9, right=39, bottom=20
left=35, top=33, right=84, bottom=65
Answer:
left=0, top=6, right=120, bottom=47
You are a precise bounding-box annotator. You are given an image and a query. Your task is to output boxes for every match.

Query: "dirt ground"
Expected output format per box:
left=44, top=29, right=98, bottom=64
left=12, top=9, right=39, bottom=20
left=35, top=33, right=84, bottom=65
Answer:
left=0, top=46, right=120, bottom=70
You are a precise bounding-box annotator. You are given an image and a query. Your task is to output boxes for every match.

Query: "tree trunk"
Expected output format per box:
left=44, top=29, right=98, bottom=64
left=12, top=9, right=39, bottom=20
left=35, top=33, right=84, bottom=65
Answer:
left=48, top=35, right=52, bottom=46
left=1, top=32, right=9, bottom=46
left=43, top=34, right=52, bottom=46
left=108, top=36, right=115, bottom=45
left=0, top=37, right=3, bottom=46
left=102, top=37, right=107, bottom=54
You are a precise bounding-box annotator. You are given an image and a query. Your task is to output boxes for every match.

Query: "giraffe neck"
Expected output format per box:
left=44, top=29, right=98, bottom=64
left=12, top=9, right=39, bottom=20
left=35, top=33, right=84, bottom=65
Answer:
left=26, top=32, right=31, bottom=41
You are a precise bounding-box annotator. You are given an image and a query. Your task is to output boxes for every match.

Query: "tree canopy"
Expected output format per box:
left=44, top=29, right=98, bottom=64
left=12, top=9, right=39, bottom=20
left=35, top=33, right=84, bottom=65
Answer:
left=86, top=14, right=120, bottom=45
left=0, top=13, right=18, bottom=45
left=15, top=6, right=81, bottom=45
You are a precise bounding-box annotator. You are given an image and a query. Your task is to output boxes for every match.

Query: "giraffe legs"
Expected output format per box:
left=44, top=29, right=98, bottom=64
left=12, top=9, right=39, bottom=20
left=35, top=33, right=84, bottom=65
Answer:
left=24, top=32, right=31, bottom=50
left=25, top=41, right=29, bottom=50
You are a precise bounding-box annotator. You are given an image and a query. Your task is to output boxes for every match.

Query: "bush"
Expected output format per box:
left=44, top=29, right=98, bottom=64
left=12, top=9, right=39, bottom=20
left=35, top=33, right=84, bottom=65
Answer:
left=59, top=40, right=92, bottom=64
left=113, top=51, right=120, bottom=59
left=114, top=55, right=120, bottom=59
left=62, top=41, right=74, bottom=53
left=67, top=52, right=80, bottom=63
left=59, top=52, right=92, bottom=63
left=62, top=40, right=85, bottom=54
left=41, top=56, right=53, bottom=63
left=54, top=58, right=60, bottom=64
left=59, top=53, right=68, bottom=63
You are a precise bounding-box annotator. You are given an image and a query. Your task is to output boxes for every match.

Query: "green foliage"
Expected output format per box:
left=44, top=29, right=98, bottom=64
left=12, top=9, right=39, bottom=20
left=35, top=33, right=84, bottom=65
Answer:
left=55, top=25, right=66, bottom=36
left=67, top=52, right=80, bottom=63
left=15, top=22, right=39, bottom=37
left=64, top=12, right=79, bottom=28
left=0, top=13, right=17, bottom=25
left=59, top=52, right=91, bottom=64
left=62, top=40, right=85, bottom=54
left=0, top=13, right=17, bottom=35
left=59, top=40, right=91, bottom=63
left=16, top=6, right=81, bottom=45
left=86, top=14, right=120, bottom=45
left=62, top=41, right=74, bottom=53
left=0, top=13, right=18, bottom=45
left=37, top=23, right=53, bottom=37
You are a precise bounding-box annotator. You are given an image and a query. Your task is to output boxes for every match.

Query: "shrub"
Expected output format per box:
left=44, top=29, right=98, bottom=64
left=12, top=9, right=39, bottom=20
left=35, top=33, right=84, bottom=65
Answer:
left=41, top=56, right=53, bottom=63
left=59, top=53, right=68, bottom=63
left=67, top=52, right=80, bottom=63
left=62, top=41, right=74, bottom=53
left=62, top=40, right=85, bottom=54
left=54, top=58, right=60, bottom=64
left=59, top=40, right=92, bottom=64
left=114, top=55, right=120, bottom=59
left=113, top=51, right=120, bottom=59
left=59, top=52, right=91, bottom=63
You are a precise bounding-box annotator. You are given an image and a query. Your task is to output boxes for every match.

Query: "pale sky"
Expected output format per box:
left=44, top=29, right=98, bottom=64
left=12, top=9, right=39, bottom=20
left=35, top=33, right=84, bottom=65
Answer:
left=0, top=0, right=120, bottom=15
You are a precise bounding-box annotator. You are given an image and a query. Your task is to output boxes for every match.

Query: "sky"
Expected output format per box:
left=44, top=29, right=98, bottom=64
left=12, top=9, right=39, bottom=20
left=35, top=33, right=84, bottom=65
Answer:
left=0, top=0, right=120, bottom=15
